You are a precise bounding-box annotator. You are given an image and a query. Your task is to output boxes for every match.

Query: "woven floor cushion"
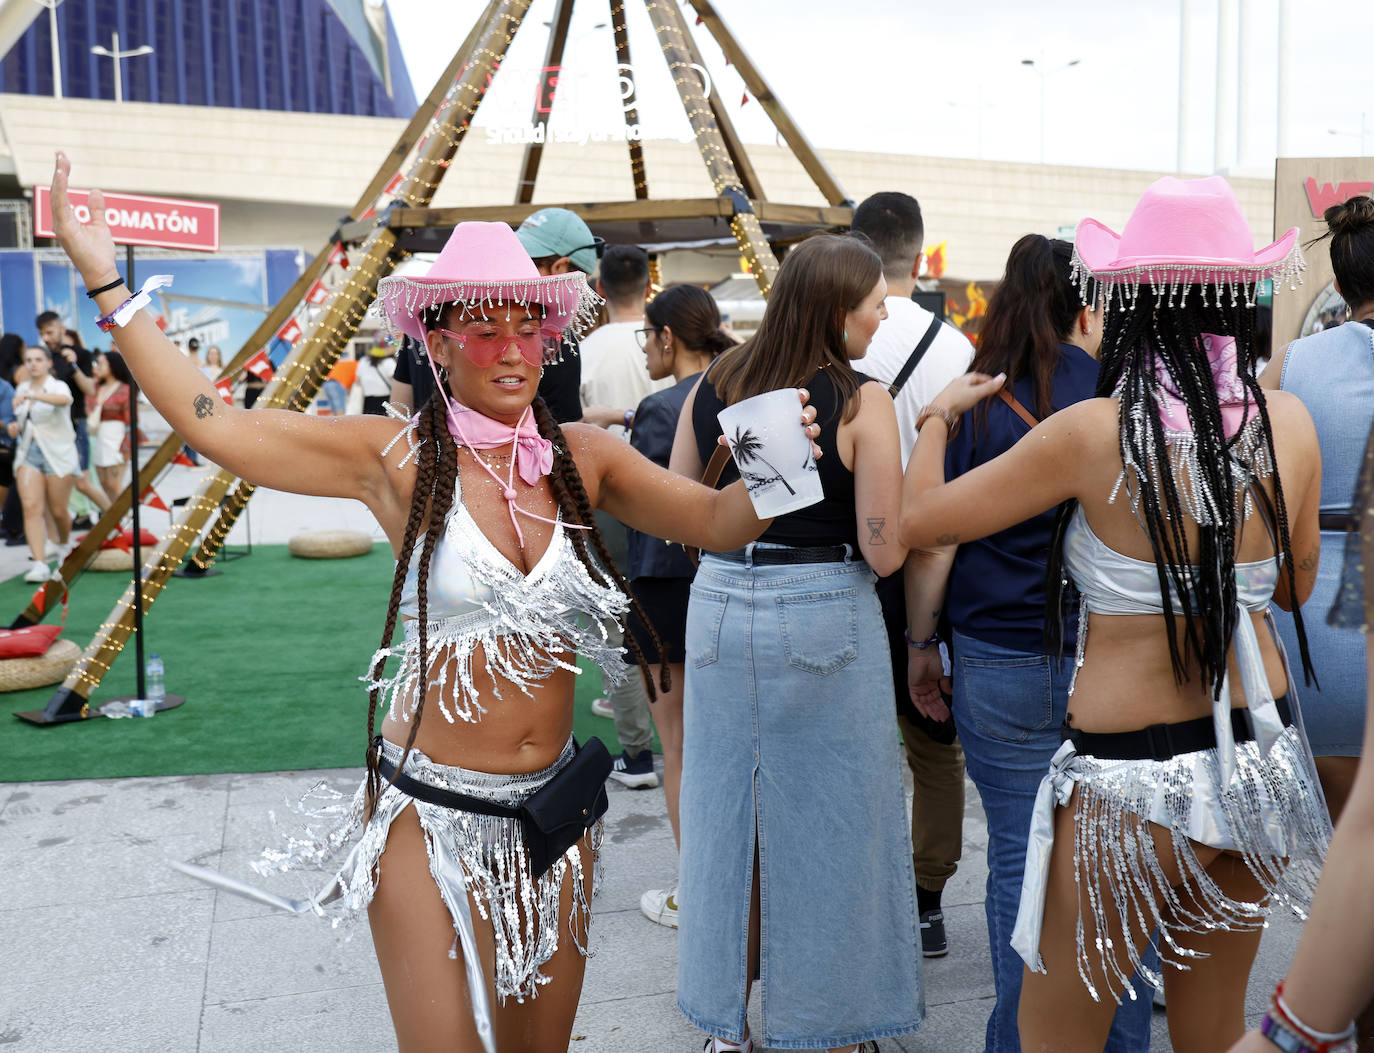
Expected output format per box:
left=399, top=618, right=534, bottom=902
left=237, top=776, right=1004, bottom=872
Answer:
left=288, top=530, right=373, bottom=559
left=89, top=547, right=135, bottom=572
left=0, top=638, right=83, bottom=692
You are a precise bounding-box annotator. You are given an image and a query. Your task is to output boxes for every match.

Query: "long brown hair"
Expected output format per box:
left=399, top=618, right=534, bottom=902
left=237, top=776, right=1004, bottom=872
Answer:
left=710, top=234, right=882, bottom=425
left=362, top=385, right=669, bottom=820
left=970, top=235, right=1082, bottom=429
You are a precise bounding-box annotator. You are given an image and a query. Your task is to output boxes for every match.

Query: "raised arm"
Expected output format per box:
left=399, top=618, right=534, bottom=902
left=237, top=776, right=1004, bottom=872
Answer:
left=50, top=153, right=392, bottom=503
left=900, top=375, right=1104, bottom=549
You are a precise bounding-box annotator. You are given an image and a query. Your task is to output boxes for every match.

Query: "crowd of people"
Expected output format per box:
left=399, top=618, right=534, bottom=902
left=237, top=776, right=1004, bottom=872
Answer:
left=45, top=145, right=1374, bottom=1053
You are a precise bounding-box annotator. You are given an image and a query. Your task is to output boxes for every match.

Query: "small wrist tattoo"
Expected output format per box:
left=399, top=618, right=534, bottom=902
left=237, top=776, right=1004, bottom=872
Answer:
left=193, top=393, right=215, bottom=420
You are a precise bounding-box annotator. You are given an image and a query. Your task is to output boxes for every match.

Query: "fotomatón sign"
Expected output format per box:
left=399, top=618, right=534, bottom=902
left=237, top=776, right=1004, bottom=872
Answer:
left=34, top=187, right=220, bottom=252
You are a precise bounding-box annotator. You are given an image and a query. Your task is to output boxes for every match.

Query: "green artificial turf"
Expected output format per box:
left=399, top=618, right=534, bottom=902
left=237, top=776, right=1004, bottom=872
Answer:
left=0, top=545, right=642, bottom=783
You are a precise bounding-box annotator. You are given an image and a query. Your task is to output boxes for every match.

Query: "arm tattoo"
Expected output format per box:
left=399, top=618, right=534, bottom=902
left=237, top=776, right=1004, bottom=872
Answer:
left=1297, top=543, right=1319, bottom=573
left=936, top=533, right=960, bottom=545
left=866, top=516, right=888, bottom=545
left=193, top=393, right=215, bottom=420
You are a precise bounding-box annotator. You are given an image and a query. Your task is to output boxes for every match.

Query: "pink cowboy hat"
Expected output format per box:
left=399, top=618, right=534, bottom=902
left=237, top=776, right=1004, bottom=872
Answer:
left=1073, top=176, right=1303, bottom=292
left=375, top=221, right=598, bottom=344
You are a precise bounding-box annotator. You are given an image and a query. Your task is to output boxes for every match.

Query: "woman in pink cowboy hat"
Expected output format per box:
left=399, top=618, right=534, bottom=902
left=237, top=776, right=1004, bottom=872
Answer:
left=901, top=175, right=1329, bottom=1052
left=47, top=153, right=817, bottom=1053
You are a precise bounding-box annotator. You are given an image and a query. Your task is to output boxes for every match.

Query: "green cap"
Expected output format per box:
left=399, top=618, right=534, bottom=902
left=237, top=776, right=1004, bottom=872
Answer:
left=515, top=208, right=599, bottom=275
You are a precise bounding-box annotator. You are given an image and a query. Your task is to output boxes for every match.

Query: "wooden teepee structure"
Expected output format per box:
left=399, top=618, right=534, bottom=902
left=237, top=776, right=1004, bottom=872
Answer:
left=18, top=0, right=853, bottom=723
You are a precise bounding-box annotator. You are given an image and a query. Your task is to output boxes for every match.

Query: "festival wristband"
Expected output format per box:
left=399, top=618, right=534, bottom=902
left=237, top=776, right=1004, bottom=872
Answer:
left=1272, top=981, right=1357, bottom=1050
left=904, top=629, right=940, bottom=650
left=85, top=277, right=124, bottom=299
left=95, top=274, right=174, bottom=333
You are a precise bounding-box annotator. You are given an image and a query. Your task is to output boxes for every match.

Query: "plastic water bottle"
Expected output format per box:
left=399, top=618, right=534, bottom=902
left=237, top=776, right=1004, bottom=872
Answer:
left=143, top=653, right=165, bottom=717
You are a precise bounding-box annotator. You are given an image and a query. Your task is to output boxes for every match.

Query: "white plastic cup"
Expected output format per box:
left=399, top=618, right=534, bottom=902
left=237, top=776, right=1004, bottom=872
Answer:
left=717, top=388, right=824, bottom=518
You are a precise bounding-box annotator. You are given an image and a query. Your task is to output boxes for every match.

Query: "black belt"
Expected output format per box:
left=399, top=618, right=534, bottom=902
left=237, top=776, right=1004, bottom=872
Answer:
left=713, top=544, right=850, bottom=565
left=376, top=750, right=522, bottom=820
left=1319, top=512, right=1357, bottom=532
left=1064, top=694, right=1294, bottom=761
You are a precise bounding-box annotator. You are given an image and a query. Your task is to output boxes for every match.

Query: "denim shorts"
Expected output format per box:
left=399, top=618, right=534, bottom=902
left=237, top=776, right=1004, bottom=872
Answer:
left=22, top=441, right=53, bottom=474
left=676, top=547, right=924, bottom=1049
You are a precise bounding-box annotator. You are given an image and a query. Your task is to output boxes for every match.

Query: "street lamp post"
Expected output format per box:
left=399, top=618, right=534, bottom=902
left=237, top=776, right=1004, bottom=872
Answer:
left=89, top=31, right=154, bottom=103
left=33, top=0, right=64, bottom=99
left=1021, top=56, right=1080, bottom=164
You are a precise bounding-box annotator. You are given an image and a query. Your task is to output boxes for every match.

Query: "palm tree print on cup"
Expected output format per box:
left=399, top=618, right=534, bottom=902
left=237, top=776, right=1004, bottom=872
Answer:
left=728, top=424, right=796, bottom=497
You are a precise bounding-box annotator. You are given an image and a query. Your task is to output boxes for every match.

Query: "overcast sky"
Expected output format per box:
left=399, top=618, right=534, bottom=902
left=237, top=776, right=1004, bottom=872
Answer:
left=386, top=0, right=1373, bottom=176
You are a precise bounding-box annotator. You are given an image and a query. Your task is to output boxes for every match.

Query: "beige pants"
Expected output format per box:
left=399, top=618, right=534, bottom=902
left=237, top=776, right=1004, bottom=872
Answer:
left=897, top=711, right=965, bottom=892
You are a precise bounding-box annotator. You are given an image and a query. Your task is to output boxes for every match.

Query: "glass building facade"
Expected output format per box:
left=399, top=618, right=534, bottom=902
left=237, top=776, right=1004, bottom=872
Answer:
left=0, top=0, right=418, bottom=118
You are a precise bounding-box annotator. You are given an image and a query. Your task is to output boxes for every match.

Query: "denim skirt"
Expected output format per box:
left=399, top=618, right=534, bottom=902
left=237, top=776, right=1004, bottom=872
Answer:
left=676, top=548, right=924, bottom=1049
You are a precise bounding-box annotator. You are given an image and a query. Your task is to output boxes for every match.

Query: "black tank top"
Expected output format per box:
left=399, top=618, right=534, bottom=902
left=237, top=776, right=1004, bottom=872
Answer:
left=692, top=364, right=863, bottom=549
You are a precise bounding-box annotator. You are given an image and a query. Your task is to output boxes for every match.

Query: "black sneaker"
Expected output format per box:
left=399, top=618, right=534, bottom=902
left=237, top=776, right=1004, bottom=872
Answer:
left=4, top=534, right=27, bottom=547
left=919, top=909, right=948, bottom=958
left=608, top=748, right=659, bottom=789
left=71, top=515, right=93, bottom=530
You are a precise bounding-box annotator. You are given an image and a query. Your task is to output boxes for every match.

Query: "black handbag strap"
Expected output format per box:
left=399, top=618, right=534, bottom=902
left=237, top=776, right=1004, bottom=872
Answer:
left=888, top=314, right=944, bottom=398
left=376, top=752, right=522, bottom=819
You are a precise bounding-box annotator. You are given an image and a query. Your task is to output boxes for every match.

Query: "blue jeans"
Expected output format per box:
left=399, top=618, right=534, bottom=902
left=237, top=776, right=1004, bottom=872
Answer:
left=950, top=629, right=1153, bottom=1053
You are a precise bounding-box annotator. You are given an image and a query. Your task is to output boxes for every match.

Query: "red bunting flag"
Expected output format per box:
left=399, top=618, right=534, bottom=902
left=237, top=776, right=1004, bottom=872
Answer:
left=244, top=348, right=275, bottom=382
left=304, top=279, right=330, bottom=306
left=31, top=583, right=45, bottom=615
left=172, top=450, right=196, bottom=467
left=276, top=317, right=303, bottom=344
left=741, top=92, right=749, bottom=106
left=383, top=172, right=405, bottom=196
left=213, top=376, right=235, bottom=404
left=327, top=243, right=348, bottom=269
left=141, top=487, right=169, bottom=512
left=695, top=14, right=703, bottom=24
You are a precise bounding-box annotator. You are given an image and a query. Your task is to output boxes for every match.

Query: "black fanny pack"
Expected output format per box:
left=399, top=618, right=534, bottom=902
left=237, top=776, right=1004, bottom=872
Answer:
left=375, top=736, right=612, bottom=877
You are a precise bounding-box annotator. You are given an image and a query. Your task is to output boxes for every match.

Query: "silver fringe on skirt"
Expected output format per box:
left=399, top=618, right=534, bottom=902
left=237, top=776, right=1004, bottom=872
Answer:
left=254, top=736, right=599, bottom=1003
left=1012, top=725, right=1329, bottom=1003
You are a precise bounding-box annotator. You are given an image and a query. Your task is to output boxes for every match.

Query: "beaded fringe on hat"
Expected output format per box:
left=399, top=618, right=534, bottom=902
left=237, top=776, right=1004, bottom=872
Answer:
left=1069, top=242, right=1306, bottom=313
left=1017, top=727, right=1327, bottom=1004
left=254, top=738, right=597, bottom=1003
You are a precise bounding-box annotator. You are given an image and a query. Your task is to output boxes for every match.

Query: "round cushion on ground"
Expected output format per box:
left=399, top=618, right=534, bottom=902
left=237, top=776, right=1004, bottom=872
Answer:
left=89, top=547, right=135, bottom=572
left=0, top=638, right=83, bottom=692
left=288, top=530, right=373, bottom=559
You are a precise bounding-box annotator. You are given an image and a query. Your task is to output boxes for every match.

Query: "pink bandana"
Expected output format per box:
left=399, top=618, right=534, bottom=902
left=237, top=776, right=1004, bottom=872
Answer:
left=1155, top=333, right=1253, bottom=438
left=446, top=401, right=553, bottom=487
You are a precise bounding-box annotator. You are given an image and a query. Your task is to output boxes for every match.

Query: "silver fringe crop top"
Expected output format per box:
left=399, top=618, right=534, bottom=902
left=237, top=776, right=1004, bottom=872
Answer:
left=1061, top=502, right=1288, bottom=786
left=367, top=452, right=630, bottom=725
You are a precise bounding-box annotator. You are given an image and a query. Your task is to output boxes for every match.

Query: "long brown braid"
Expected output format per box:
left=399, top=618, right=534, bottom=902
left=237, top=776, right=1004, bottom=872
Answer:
left=364, top=385, right=668, bottom=821
left=529, top=396, right=670, bottom=698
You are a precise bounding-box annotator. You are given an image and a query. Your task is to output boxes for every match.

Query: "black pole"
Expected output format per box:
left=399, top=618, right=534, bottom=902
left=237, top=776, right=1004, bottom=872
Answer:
left=126, top=243, right=146, bottom=701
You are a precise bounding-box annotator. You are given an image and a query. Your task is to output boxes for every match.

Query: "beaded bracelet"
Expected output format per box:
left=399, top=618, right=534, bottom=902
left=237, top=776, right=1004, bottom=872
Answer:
left=1270, top=980, right=1356, bottom=1051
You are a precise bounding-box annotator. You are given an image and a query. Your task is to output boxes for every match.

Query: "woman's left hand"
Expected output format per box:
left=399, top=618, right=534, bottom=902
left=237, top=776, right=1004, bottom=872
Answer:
left=12, top=391, right=27, bottom=406
left=932, top=372, right=1007, bottom=417
left=716, top=387, right=822, bottom=461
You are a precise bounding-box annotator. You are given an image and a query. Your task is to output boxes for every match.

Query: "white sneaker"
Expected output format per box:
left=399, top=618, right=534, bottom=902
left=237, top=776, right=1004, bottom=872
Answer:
left=640, top=884, right=679, bottom=928
left=23, top=560, right=50, bottom=583
left=589, top=696, right=614, bottom=719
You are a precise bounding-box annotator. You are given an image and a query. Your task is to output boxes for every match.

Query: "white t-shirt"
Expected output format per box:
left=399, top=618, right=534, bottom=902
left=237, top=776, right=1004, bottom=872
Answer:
left=859, top=296, right=974, bottom=464
left=578, top=320, right=671, bottom=437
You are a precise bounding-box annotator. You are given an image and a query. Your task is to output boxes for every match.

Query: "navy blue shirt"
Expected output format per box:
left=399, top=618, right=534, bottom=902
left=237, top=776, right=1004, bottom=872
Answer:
left=944, top=343, right=1098, bottom=652
left=627, top=372, right=701, bottom=580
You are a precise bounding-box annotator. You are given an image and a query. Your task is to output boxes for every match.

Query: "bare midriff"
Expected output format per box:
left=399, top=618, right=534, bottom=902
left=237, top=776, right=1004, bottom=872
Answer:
left=1066, top=607, right=1288, bottom=733
left=380, top=632, right=580, bottom=774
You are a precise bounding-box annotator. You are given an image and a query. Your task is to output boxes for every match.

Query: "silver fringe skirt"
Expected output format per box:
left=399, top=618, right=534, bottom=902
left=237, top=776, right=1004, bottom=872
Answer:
left=1012, top=724, right=1329, bottom=1002
left=255, top=736, right=599, bottom=1005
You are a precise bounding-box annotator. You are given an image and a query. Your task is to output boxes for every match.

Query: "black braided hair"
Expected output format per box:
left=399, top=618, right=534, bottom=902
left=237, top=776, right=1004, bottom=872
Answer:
left=1044, top=286, right=1315, bottom=697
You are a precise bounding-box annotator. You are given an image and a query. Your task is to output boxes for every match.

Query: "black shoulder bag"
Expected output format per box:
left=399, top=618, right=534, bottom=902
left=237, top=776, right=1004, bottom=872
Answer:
left=887, top=314, right=945, bottom=398
left=376, top=736, right=612, bottom=878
